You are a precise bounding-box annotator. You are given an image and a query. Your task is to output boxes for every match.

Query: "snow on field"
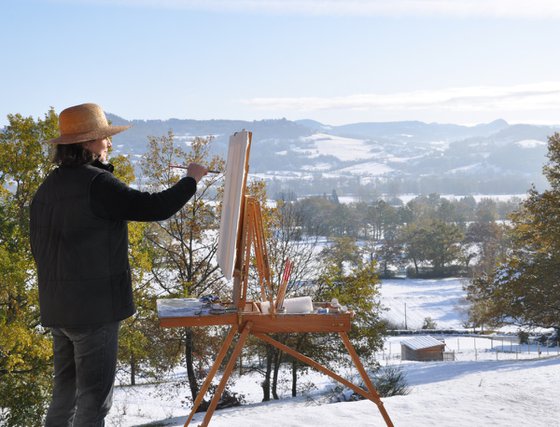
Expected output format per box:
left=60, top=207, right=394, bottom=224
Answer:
left=298, top=134, right=374, bottom=161
left=386, top=154, right=424, bottom=164
left=300, top=162, right=333, bottom=172
left=448, top=162, right=485, bottom=174
left=337, top=161, right=394, bottom=176
left=109, top=355, right=560, bottom=427
left=108, top=277, right=560, bottom=426
left=516, top=139, right=546, bottom=149
left=380, top=278, right=468, bottom=330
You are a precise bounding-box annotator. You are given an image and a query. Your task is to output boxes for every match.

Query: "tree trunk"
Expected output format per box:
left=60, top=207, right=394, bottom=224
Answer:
left=185, top=328, right=200, bottom=401
left=130, top=352, right=136, bottom=386
left=261, top=344, right=273, bottom=401
left=272, top=348, right=282, bottom=400
left=291, top=359, right=298, bottom=397
left=238, top=350, right=243, bottom=376
left=291, top=334, right=306, bottom=397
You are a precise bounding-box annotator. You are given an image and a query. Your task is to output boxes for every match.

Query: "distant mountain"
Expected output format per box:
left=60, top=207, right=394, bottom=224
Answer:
left=106, top=114, right=560, bottom=197
left=322, top=119, right=511, bottom=143
left=294, top=119, right=333, bottom=132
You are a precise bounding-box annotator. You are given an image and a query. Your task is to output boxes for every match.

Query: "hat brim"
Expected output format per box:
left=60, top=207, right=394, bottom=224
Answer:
left=47, top=125, right=131, bottom=145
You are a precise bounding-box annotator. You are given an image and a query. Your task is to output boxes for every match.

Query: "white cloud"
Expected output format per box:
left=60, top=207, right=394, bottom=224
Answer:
left=66, top=0, right=560, bottom=18
left=240, top=82, right=560, bottom=114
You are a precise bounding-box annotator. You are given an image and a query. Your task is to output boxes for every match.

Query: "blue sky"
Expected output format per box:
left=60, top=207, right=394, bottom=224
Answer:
left=2, top=0, right=560, bottom=126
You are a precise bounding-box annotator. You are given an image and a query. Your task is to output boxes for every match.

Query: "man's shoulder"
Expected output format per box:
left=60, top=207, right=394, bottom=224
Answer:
left=83, top=163, right=111, bottom=176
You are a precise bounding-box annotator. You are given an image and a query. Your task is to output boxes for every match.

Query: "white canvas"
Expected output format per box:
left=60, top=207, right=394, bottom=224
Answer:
left=216, top=131, right=251, bottom=281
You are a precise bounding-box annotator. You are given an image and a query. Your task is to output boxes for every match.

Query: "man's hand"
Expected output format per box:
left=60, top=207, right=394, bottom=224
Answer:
left=186, top=163, right=208, bottom=183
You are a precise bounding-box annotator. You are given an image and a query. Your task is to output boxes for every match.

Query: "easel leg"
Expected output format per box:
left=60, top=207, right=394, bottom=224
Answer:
left=254, top=332, right=394, bottom=427
left=199, top=322, right=253, bottom=427
left=339, top=332, right=394, bottom=427
left=183, top=326, right=238, bottom=427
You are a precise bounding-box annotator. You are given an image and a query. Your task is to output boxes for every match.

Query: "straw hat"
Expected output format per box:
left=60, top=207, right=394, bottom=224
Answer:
left=47, top=103, right=131, bottom=144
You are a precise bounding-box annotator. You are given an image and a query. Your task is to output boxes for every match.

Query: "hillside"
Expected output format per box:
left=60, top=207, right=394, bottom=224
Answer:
left=106, top=114, right=560, bottom=196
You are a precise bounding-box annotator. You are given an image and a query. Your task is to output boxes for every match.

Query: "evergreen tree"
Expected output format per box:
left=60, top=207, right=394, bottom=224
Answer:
left=466, top=133, right=560, bottom=330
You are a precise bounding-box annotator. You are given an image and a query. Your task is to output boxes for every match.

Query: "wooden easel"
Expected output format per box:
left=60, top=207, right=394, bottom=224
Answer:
left=158, top=133, right=394, bottom=427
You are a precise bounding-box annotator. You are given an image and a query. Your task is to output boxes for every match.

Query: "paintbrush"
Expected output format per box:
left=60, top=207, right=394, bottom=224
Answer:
left=169, top=164, right=222, bottom=174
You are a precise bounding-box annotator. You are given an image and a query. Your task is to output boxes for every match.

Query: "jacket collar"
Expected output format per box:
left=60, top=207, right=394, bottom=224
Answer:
left=90, top=159, right=114, bottom=174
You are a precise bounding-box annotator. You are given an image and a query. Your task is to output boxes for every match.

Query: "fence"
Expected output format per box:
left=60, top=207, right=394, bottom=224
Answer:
left=377, top=334, right=560, bottom=363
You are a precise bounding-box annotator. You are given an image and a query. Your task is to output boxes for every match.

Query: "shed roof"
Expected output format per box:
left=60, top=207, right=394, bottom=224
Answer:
left=401, top=335, right=444, bottom=351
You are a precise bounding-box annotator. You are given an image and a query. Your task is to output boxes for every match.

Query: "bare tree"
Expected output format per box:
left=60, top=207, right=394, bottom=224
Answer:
left=139, top=132, right=225, bottom=404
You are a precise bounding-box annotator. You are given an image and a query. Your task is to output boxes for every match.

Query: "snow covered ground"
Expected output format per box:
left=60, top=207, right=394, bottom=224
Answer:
left=380, top=277, right=469, bottom=330
left=298, top=133, right=375, bottom=161
left=107, top=278, right=560, bottom=427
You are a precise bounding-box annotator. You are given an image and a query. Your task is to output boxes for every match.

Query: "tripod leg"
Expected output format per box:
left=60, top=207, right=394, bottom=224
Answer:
left=183, top=326, right=238, bottom=427
left=199, top=322, right=253, bottom=427
left=339, top=332, right=394, bottom=427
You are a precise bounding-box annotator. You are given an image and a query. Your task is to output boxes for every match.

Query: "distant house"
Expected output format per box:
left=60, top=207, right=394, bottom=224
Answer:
left=401, top=336, right=445, bottom=361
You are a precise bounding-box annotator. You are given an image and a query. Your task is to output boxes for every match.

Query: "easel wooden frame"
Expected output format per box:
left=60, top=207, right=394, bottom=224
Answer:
left=158, top=132, right=394, bottom=427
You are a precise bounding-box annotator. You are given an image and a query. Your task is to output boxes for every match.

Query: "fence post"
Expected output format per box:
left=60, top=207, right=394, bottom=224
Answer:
left=474, top=337, right=478, bottom=361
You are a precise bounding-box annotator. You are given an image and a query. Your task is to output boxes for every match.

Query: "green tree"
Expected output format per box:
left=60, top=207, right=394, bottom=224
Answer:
left=466, top=133, right=560, bottom=330
left=0, top=110, right=58, bottom=426
left=375, top=218, right=403, bottom=278
left=423, top=220, right=463, bottom=273
left=295, top=196, right=336, bottom=237
left=367, top=200, right=400, bottom=241
left=316, top=238, right=385, bottom=362
left=320, top=236, right=361, bottom=271
left=463, top=220, right=507, bottom=276
left=401, top=219, right=463, bottom=276
left=399, top=222, right=426, bottom=276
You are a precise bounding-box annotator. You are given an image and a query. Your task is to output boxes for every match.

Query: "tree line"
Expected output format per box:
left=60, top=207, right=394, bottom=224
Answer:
left=266, top=173, right=538, bottom=202
left=283, top=190, right=516, bottom=278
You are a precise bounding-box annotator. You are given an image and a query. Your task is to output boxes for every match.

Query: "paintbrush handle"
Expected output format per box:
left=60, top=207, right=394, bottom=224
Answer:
left=169, top=164, right=221, bottom=174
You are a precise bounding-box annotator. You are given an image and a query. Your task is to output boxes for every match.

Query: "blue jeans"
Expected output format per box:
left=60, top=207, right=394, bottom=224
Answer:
left=45, top=321, right=120, bottom=427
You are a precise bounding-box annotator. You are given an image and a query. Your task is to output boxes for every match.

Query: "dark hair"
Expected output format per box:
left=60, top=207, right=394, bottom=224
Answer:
left=53, top=142, right=95, bottom=166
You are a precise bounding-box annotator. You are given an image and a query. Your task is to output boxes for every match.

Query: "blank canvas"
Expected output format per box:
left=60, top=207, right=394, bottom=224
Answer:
left=216, top=130, right=251, bottom=281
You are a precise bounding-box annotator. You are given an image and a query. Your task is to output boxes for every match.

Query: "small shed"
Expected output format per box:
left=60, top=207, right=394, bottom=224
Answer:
left=401, top=336, right=445, bottom=361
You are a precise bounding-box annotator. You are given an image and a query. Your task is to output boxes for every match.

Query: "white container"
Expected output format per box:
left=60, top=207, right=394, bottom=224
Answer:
left=260, top=296, right=313, bottom=314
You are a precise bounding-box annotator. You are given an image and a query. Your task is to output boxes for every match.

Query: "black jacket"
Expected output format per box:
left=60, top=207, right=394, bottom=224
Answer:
left=30, top=162, right=196, bottom=327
